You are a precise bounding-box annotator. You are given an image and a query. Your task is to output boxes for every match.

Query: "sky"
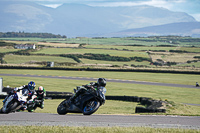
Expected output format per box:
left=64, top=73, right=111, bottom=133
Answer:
left=5, top=0, right=200, bottom=21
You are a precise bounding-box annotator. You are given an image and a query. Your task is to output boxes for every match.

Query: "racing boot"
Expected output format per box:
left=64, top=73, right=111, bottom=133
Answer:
left=66, top=95, right=76, bottom=107
left=2, top=96, right=8, bottom=104
left=20, top=105, right=27, bottom=111
left=40, top=101, right=44, bottom=109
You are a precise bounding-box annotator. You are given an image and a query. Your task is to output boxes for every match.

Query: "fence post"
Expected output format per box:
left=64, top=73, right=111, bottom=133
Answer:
left=0, top=78, right=7, bottom=95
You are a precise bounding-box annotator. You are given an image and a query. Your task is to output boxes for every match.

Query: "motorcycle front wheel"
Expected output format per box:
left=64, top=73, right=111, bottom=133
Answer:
left=57, top=100, right=68, bottom=115
left=83, top=100, right=100, bottom=115
left=4, top=101, right=19, bottom=113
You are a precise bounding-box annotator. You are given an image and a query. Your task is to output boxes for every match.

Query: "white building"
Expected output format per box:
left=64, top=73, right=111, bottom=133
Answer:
left=15, top=44, right=36, bottom=49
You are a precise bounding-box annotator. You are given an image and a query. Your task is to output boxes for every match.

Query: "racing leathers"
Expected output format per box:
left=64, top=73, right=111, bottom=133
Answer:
left=36, top=88, right=46, bottom=109
left=3, top=85, right=36, bottom=110
left=18, top=85, right=36, bottom=110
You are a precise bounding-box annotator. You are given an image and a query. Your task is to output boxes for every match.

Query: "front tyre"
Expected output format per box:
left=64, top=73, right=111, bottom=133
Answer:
left=83, top=100, right=100, bottom=115
left=4, top=102, right=18, bottom=113
left=57, top=100, right=68, bottom=115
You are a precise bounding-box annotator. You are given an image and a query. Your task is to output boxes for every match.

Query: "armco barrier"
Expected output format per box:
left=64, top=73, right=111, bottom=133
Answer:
left=106, top=96, right=140, bottom=102
left=1, top=88, right=166, bottom=113
left=135, top=107, right=166, bottom=113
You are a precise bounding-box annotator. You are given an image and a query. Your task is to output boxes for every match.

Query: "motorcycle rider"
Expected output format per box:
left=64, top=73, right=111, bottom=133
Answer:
left=68, top=78, right=107, bottom=105
left=35, top=86, right=46, bottom=109
left=19, top=81, right=37, bottom=110
left=3, top=81, right=36, bottom=110
left=196, top=82, right=199, bottom=87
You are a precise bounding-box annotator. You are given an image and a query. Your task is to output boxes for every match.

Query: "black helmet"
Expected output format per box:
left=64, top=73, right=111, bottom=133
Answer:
left=97, top=78, right=106, bottom=87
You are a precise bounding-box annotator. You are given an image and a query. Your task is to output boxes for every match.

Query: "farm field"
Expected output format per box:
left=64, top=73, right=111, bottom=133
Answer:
left=150, top=52, right=200, bottom=62
left=4, top=55, right=76, bottom=64
left=0, top=37, right=200, bottom=71
left=1, top=36, right=200, bottom=47
left=32, top=47, right=149, bottom=58
left=85, top=44, right=177, bottom=51
left=0, top=47, right=19, bottom=53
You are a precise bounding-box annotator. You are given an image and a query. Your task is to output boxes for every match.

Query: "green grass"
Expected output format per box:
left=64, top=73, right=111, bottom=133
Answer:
left=177, top=61, right=200, bottom=67
left=0, top=126, right=199, bottom=133
left=179, top=47, right=200, bottom=53
left=0, top=47, right=19, bottom=53
left=80, top=59, right=150, bottom=66
left=85, top=44, right=177, bottom=51
left=4, top=55, right=76, bottom=64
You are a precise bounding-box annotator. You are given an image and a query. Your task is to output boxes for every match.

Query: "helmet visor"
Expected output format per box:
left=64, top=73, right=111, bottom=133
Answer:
left=29, top=86, right=35, bottom=90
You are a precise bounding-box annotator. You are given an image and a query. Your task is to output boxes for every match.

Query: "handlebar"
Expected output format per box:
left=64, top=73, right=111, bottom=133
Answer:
left=34, top=99, right=42, bottom=102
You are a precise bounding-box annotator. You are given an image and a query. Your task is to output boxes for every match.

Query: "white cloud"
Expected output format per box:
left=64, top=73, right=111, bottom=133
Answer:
left=42, top=4, right=63, bottom=8
left=88, top=0, right=183, bottom=9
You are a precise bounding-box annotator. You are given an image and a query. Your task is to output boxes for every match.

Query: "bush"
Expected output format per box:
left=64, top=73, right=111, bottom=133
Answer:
left=166, top=62, right=177, bottom=66
left=194, top=56, right=200, bottom=59
left=60, top=54, right=82, bottom=63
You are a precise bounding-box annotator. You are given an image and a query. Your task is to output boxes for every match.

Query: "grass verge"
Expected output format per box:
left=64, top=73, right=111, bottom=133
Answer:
left=0, top=126, right=199, bottom=133
left=0, top=69, right=200, bottom=85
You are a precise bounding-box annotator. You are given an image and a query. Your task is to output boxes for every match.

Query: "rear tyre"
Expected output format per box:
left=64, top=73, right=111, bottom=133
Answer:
left=57, top=100, right=68, bottom=115
left=83, top=100, right=100, bottom=115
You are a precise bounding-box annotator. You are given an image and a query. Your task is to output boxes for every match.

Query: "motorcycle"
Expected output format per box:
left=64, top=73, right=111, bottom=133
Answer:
left=57, top=86, right=106, bottom=115
left=26, top=98, right=43, bottom=112
left=0, top=88, right=37, bottom=113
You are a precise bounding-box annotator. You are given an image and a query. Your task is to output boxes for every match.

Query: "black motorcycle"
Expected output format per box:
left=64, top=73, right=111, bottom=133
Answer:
left=57, top=86, right=106, bottom=115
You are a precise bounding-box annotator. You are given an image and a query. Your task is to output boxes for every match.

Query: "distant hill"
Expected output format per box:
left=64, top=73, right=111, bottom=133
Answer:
left=0, top=1, right=197, bottom=37
left=0, top=32, right=67, bottom=38
left=105, top=22, right=200, bottom=37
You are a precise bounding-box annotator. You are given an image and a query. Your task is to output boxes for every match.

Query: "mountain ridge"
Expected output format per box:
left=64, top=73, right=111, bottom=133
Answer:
left=0, top=1, right=198, bottom=37
left=105, top=22, right=200, bottom=37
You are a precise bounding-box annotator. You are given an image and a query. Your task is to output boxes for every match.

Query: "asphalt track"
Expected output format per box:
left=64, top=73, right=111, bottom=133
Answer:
left=0, top=112, right=200, bottom=129
left=0, top=73, right=198, bottom=89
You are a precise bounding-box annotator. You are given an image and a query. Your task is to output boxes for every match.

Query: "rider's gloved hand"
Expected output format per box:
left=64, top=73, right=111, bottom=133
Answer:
left=13, top=87, right=18, bottom=93
left=84, top=84, right=92, bottom=89
left=27, top=92, right=32, bottom=100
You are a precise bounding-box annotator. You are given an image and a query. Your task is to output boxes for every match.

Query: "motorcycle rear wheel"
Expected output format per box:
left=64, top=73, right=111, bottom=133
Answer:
left=27, top=105, right=38, bottom=112
left=83, top=100, right=100, bottom=115
left=57, top=100, right=68, bottom=115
